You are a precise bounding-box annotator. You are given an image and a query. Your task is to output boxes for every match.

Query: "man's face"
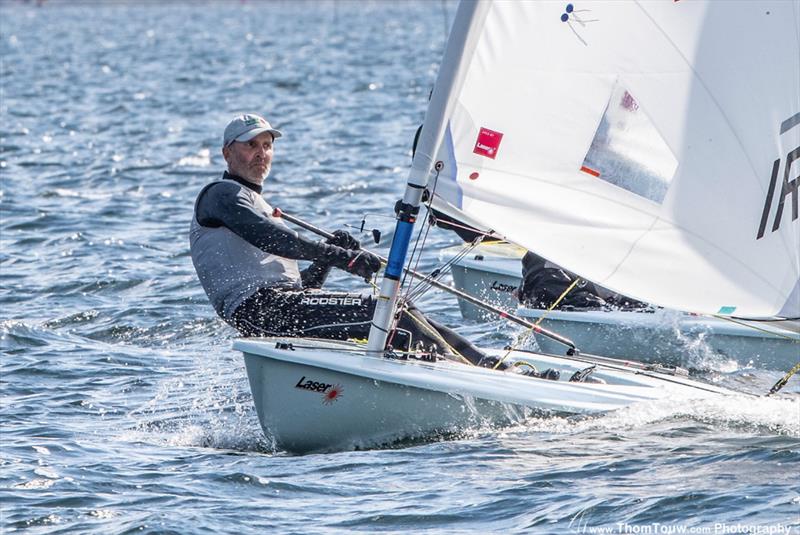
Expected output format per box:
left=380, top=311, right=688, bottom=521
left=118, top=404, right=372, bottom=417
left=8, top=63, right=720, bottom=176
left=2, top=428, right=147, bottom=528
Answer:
left=222, top=131, right=274, bottom=185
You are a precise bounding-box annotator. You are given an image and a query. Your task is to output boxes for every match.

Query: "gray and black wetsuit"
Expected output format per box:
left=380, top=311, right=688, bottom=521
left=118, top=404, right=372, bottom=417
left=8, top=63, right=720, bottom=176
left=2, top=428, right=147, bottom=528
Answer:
left=189, top=171, right=486, bottom=363
left=190, top=171, right=350, bottom=318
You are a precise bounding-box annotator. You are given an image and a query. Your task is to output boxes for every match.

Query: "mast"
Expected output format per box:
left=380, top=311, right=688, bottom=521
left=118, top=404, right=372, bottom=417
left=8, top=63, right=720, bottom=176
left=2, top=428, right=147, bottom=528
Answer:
left=366, top=0, right=490, bottom=353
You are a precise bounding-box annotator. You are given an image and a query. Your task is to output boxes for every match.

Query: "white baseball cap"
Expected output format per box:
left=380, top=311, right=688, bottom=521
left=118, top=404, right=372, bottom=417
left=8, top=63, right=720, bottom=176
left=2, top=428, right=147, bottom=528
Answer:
left=222, top=113, right=282, bottom=147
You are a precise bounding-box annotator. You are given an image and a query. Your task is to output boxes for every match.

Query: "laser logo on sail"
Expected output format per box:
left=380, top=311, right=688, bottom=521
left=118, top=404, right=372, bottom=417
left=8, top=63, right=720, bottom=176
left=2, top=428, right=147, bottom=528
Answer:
left=473, top=127, right=503, bottom=160
left=757, top=113, right=799, bottom=240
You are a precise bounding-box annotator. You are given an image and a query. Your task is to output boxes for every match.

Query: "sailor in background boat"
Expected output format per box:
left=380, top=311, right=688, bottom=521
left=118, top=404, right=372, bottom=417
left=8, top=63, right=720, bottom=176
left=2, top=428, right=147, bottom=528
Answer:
left=429, top=210, right=649, bottom=312
left=190, top=113, right=490, bottom=365
left=517, top=251, right=650, bottom=312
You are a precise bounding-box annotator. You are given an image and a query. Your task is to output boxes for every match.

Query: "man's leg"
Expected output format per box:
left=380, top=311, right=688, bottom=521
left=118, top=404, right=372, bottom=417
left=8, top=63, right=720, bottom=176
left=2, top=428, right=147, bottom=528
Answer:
left=232, top=287, right=376, bottom=340
left=233, top=289, right=487, bottom=365
left=395, top=303, right=487, bottom=365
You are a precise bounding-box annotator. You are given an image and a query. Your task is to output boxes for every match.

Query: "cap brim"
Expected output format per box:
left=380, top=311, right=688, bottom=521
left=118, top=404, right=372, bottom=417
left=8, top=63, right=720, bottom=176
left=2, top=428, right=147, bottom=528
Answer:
left=235, top=127, right=283, bottom=143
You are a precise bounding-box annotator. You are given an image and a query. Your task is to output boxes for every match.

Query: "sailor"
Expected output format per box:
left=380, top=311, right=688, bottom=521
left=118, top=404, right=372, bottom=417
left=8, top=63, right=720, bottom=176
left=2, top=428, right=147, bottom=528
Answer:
left=190, top=113, right=489, bottom=365
left=517, top=251, right=650, bottom=311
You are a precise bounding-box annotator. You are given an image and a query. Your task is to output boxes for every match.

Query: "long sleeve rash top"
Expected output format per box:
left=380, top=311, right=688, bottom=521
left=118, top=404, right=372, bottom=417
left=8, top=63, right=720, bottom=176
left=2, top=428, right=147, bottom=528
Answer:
left=189, top=171, right=352, bottom=318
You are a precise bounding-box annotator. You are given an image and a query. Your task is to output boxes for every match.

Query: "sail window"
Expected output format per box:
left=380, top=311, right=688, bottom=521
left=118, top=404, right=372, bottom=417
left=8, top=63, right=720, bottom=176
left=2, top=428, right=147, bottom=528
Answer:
left=581, top=84, right=678, bottom=205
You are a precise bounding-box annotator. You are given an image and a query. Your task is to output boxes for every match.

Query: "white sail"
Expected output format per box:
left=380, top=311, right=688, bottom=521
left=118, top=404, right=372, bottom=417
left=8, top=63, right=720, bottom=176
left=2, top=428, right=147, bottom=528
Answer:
left=429, top=0, right=800, bottom=319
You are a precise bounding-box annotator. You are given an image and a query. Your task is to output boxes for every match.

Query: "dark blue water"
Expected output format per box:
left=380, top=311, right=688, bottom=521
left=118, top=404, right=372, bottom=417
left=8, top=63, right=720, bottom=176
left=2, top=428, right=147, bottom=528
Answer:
left=1, top=2, right=798, bottom=533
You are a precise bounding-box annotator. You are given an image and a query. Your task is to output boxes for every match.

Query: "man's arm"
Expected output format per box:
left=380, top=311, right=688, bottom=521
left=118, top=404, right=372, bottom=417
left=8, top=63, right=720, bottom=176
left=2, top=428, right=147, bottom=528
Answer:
left=299, top=230, right=362, bottom=289
left=196, top=182, right=381, bottom=280
left=196, top=182, right=339, bottom=260
left=300, top=262, right=332, bottom=289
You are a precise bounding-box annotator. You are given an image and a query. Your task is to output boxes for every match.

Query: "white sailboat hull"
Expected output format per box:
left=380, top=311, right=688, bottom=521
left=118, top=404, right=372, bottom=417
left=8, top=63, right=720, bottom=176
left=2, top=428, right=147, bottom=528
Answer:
left=236, top=337, right=732, bottom=453
left=444, top=244, right=800, bottom=370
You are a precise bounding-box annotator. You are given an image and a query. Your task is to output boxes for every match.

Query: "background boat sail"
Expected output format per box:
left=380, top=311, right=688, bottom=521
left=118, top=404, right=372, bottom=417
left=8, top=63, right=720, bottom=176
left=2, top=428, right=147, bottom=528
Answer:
left=233, top=0, right=796, bottom=452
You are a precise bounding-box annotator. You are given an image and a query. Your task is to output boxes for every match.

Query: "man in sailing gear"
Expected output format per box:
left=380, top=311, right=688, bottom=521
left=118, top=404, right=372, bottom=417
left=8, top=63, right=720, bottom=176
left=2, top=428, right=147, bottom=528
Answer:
left=190, top=114, right=487, bottom=365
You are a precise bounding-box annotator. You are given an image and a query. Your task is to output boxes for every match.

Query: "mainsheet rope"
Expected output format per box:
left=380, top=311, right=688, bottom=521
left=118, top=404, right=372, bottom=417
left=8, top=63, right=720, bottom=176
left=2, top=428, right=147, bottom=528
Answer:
left=492, top=277, right=582, bottom=370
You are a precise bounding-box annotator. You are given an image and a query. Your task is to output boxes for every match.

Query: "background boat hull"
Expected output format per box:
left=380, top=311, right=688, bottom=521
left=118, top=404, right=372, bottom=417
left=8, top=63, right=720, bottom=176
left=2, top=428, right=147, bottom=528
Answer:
left=444, top=244, right=800, bottom=369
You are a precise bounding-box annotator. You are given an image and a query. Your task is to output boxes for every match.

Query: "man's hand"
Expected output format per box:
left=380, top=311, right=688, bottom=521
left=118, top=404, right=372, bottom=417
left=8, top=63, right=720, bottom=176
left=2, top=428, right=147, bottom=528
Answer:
left=346, top=250, right=382, bottom=282
left=326, top=229, right=360, bottom=250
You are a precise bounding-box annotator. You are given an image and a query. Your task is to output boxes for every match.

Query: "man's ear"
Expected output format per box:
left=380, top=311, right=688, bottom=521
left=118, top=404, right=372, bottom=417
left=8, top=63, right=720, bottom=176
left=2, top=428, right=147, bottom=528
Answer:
left=222, top=145, right=230, bottom=164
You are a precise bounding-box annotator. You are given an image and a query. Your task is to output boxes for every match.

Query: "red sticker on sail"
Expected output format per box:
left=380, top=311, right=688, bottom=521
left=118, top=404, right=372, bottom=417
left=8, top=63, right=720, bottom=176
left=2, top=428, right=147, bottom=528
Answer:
left=473, top=127, right=503, bottom=159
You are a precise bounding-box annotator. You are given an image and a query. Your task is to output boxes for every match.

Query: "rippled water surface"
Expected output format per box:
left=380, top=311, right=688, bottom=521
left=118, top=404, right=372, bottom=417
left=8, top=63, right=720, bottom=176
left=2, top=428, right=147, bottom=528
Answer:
left=1, top=1, right=799, bottom=534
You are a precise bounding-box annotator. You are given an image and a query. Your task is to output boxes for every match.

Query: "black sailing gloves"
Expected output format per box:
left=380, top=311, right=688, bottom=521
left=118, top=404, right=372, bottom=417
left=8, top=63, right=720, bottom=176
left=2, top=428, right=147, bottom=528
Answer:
left=323, top=230, right=382, bottom=283
left=345, top=250, right=382, bottom=282
left=326, top=229, right=361, bottom=250
left=302, top=230, right=375, bottom=289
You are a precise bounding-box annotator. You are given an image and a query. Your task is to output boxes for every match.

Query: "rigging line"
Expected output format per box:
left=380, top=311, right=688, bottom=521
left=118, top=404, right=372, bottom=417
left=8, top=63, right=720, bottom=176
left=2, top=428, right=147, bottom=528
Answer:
left=405, top=236, right=483, bottom=302
left=493, top=277, right=583, bottom=370
left=534, top=278, right=583, bottom=327
left=405, top=250, right=469, bottom=301
left=403, top=216, right=438, bottom=301
left=503, top=347, right=739, bottom=396
left=427, top=208, right=500, bottom=241
left=398, top=165, right=443, bottom=304
left=275, top=207, right=578, bottom=351
left=767, top=362, right=800, bottom=396
left=392, top=165, right=474, bottom=366
left=401, top=166, right=483, bottom=303
left=512, top=360, right=539, bottom=373
left=416, top=237, right=483, bottom=297
left=710, top=314, right=800, bottom=342
left=387, top=167, right=444, bottom=350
